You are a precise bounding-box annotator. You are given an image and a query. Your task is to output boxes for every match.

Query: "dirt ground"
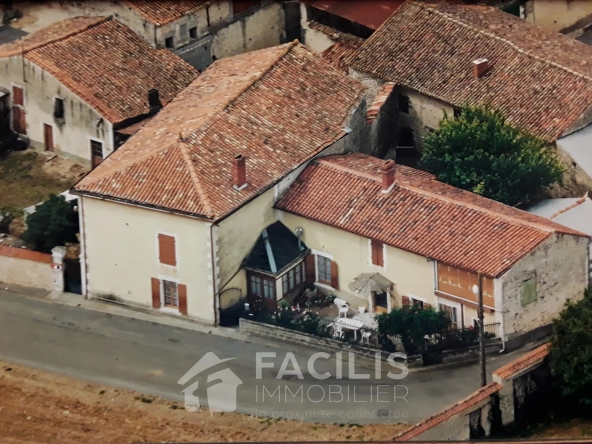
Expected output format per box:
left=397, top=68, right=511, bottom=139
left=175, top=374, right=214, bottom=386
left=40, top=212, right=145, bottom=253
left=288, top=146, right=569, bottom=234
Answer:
left=531, top=418, right=592, bottom=439
left=0, top=149, right=85, bottom=210
left=0, top=362, right=408, bottom=443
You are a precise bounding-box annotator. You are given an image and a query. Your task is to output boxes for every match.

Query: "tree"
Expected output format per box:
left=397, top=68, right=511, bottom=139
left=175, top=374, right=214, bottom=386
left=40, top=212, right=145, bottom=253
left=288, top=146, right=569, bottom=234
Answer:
left=376, top=305, right=450, bottom=354
left=23, top=194, right=78, bottom=253
left=421, top=105, right=563, bottom=206
left=549, top=288, right=592, bottom=406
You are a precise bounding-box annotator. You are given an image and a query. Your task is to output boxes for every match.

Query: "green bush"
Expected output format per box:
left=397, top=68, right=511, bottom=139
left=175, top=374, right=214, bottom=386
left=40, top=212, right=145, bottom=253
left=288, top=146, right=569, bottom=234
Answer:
left=376, top=305, right=450, bottom=354
left=421, top=105, right=563, bottom=206
left=549, top=288, right=592, bottom=406
left=23, top=194, right=78, bottom=253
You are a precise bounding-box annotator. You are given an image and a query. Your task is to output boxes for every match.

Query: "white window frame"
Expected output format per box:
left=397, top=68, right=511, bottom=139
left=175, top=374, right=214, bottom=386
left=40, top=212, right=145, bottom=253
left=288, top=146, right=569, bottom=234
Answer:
left=367, top=239, right=387, bottom=270
left=157, top=274, right=181, bottom=315
left=311, top=249, right=334, bottom=290
left=156, top=231, right=179, bottom=269
left=53, top=95, right=65, bottom=120
left=437, top=298, right=461, bottom=328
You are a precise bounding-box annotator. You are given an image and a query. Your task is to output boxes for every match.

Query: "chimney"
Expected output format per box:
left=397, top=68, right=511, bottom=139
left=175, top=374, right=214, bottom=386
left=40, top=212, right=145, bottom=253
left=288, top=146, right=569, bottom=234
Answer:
left=382, top=159, right=395, bottom=192
left=148, top=89, right=162, bottom=113
left=232, top=154, right=247, bottom=190
left=473, top=58, right=490, bottom=78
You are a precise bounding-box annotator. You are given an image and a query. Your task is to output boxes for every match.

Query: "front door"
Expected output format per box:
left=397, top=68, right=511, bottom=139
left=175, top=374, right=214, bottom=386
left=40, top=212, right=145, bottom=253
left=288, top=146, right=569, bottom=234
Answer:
left=44, top=123, right=54, bottom=151
left=249, top=272, right=277, bottom=311
left=90, top=139, right=103, bottom=169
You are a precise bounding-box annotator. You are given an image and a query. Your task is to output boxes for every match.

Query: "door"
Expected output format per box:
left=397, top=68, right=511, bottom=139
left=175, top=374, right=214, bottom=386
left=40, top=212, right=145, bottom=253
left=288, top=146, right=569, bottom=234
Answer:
left=44, top=124, right=54, bottom=151
left=11, top=86, right=25, bottom=135
left=219, top=287, right=245, bottom=327
left=249, top=272, right=277, bottom=311
left=90, top=139, right=103, bottom=169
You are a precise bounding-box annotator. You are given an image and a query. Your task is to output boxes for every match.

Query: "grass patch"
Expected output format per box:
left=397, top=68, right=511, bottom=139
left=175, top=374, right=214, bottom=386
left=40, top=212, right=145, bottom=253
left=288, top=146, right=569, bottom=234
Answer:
left=0, top=150, right=79, bottom=210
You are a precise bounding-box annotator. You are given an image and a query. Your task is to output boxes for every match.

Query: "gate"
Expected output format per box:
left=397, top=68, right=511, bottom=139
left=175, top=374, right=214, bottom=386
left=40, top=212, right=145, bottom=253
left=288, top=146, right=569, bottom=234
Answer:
left=64, top=258, right=82, bottom=294
left=513, top=364, right=551, bottom=425
left=218, top=287, right=244, bottom=327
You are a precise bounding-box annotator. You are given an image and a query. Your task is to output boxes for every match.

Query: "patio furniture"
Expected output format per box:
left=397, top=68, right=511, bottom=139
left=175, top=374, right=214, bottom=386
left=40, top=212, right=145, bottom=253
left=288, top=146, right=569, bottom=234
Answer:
left=338, top=304, right=349, bottom=318
left=360, top=329, right=372, bottom=345
left=334, top=317, right=363, bottom=340
left=331, top=322, right=345, bottom=339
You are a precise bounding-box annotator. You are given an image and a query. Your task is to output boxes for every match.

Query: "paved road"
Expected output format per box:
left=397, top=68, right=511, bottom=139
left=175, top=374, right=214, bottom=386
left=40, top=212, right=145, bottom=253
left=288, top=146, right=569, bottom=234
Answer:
left=0, top=289, right=529, bottom=424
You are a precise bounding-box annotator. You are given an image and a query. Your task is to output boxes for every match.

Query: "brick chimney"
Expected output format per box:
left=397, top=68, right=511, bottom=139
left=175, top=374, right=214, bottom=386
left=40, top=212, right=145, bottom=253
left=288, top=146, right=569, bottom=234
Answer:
left=473, top=58, right=490, bottom=78
left=232, top=154, right=247, bottom=190
left=382, top=159, right=395, bottom=192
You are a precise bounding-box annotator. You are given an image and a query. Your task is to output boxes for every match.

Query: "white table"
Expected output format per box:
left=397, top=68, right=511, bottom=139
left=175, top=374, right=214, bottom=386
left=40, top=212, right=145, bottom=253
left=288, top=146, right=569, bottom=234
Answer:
left=334, top=317, right=364, bottom=340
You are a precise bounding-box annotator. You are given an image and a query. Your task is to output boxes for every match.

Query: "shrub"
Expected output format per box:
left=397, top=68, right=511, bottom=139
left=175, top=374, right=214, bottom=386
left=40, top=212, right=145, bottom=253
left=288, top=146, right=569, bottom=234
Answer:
left=23, top=194, right=78, bottom=253
left=421, top=105, right=563, bottom=206
left=549, top=288, right=592, bottom=406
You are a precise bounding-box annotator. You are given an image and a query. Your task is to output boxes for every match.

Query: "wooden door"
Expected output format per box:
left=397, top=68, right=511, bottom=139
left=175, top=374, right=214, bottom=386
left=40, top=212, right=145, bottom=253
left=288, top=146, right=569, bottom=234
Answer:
left=90, top=139, right=103, bottom=169
left=12, top=107, right=25, bottom=134
left=43, top=124, right=54, bottom=151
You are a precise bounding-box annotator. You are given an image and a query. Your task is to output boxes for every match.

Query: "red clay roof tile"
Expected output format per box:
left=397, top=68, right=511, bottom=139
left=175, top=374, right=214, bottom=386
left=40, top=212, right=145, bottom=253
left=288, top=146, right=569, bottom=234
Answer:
left=348, top=1, right=592, bottom=141
left=493, top=344, right=550, bottom=380
left=73, top=43, right=366, bottom=220
left=126, top=0, right=209, bottom=26
left=275, top=153, right=587, bottom=277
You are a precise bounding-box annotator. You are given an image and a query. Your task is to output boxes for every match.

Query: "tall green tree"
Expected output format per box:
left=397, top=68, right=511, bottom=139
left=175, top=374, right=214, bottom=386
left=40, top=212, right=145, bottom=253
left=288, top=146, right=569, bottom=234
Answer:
left=24, top=194, right=78, bottom=253
left=549, top=288, right=592, bottom=406
left=421, top=106, right=563, bottom=206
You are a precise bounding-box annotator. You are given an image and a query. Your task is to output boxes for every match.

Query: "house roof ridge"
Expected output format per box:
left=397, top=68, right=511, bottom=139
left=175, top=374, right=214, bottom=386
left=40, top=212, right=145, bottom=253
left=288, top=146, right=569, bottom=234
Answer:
left=550, top=193, right=589, bottom=219
left=0, top=16, right=110, bottom=58
left=416, top=1, right=592, bottom=84
left=178, top=139, right=214, bottom=218
left=316, top=157, right=382, bottom=183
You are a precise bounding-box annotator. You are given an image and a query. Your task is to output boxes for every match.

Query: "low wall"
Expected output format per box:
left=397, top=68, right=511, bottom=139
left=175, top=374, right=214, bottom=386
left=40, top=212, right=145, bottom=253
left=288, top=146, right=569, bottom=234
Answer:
left=0, top=245, right=54, bottom=290
left=240, top=318, right=502, bottom=369
left=395, top=344, right=552, bottom=441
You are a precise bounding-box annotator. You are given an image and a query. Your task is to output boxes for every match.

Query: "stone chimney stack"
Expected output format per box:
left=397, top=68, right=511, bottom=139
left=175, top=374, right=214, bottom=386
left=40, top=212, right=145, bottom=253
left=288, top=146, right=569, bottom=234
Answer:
left=232, top=155, right=247, bottom=190
left=473, top=58, right=490, bottom=78
left=382, top=159, right=395, bottom=192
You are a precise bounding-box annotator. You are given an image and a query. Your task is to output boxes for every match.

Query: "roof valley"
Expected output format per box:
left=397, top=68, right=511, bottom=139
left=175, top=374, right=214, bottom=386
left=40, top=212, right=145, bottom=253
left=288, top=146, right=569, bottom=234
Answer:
left=178, top=139, right=214, bottom=218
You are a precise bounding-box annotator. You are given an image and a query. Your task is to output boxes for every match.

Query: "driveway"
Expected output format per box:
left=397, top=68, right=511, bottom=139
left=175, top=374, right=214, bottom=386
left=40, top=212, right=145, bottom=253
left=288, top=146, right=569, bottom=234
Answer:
left=0, top=288, right=531, bottom=424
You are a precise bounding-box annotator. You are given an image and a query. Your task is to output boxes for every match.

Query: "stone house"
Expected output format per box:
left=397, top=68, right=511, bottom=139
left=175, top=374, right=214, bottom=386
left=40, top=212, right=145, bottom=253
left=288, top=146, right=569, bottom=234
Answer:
left=9, top=0, right=287, bottom=71
left=275, top=152, right=590, bottom=350
left=71, top=42, right=367, bottom=326
left=346, top=0, right=592, bottom=187
left=0, top=16, right=198, bottom=169
left=521, top=0, right=592, bottom=34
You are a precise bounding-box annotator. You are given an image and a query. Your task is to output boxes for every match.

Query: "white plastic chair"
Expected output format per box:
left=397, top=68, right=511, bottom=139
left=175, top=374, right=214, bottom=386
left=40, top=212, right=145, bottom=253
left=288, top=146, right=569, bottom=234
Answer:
left=338, top=304, right=349, bottom=318
left=332, top=323, right=345, bottom=339
left=360, top=329, right=372, bottom=345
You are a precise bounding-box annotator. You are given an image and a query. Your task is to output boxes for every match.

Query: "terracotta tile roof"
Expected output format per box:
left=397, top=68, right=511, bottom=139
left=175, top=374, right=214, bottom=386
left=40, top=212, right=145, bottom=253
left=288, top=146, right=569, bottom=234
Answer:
left=309, top=21, right=365, bottom=73
left=348, top=1, right=592, bottom=142
left=366, top=82, right=394, bottom=124
left=0, top=17, right=198, bottom=125
left=275, top=153, right=587, bottom=277
left=73, top=42, right=365, bottom=220
left=493, top=344, right=550, bottom=380
left=125, top=0, right=209, bottom=26
left=395, top=382, right=502, bottom=441
left=0, top=245, right=52, bottom=264
left=115, top=117, right=153, bottom=136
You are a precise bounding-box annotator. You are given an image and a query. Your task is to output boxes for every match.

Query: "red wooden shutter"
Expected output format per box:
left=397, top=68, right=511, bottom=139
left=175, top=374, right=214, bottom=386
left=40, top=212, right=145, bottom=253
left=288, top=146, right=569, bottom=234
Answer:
left=371, top=240, right=378, bottom=265
left=371, top=240, right=384, bottom=267
left=305, top=255, right=316, bottom=283
left=158, top=234, right=176, bottom=266
left=178, top=284, right=188, bottom=315
left=12, top=86, right=23, bottom=106
left=424, top=303, right=432, bottom=310
left=151, top=278, right=161, bottom=308
left=330, top=260, right=339, bottom=290
left=401, top=296, right=410, bottom=307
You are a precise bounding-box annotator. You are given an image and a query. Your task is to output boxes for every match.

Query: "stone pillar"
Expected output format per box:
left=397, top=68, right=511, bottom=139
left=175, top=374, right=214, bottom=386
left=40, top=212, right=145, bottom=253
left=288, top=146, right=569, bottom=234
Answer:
left=51, top=246, right=67, bottom=293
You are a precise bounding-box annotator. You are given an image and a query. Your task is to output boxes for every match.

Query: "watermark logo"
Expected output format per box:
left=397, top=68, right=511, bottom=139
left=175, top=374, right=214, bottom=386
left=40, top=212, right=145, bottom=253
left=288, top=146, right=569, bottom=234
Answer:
left=177, top=351, right=243, bottom=413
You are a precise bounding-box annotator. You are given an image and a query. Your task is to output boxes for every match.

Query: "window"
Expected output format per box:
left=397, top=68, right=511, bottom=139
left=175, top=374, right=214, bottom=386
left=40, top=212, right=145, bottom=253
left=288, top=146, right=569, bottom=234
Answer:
left=453, top=107, right=462, bottom=119
left=398, top=127, right=415, bottom=148
left=163, top=280, right=179, bottom=307
left=520, top=278, right=537, bottom=306
left=250, top=275, right=262, bottom=295
left=412, top=298, right=424, bottom=309
left=189, top=26, right=198, bottom=39
left=165, top=36, right=175, bottom=49
left=263, top=279, right=274, bottom=300
left=425, top=126, right=435, bottom=134
left=158, top=233, right=176, bottom=266
left=316, top=255, right=331, bottom=285
left=54, top=97, right=64, bottom=120
left=439, top=303, right=458, bottom=328
left=402, top=296, right=425, bottom=308
left=233, top=0, right=258, bottom=15
left=180, top=23, right=188, bottom=38
left=12, top=86, right=23, bottom=106
left=90, top=140, right=104, bottom=169
left=370, top=239, right=384, bottom=267
left=282, top=262, right=305, bottom=294
left=398, top=94, right=410, bottom=114
left=375, top=292, right=388, bottom=309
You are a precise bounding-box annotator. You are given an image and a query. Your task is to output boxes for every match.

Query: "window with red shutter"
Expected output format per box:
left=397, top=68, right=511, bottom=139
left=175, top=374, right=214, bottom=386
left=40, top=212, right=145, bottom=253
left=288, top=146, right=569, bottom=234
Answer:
left=232, top=0, right=258, bottom=15
left=12, top=86, right=23, bottom=106
left=158, top=234, right=176, bottom=266
left=370, top=239, right=384, bottom=267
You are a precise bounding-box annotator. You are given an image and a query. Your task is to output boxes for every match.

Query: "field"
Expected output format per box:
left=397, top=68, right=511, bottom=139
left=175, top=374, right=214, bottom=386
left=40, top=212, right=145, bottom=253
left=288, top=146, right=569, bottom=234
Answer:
left=0, top=361, right=408, bottom=443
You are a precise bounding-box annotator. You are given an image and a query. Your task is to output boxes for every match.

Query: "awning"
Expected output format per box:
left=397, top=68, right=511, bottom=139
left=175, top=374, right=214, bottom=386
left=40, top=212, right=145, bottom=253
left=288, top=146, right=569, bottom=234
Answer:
left=349, top=273, right=393, bottom=295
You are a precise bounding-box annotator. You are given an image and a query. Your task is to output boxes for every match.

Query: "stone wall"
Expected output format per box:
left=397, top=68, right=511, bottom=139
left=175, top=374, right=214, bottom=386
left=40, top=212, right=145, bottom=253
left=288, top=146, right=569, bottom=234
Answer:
left=0, top=245, right=54, bottom=290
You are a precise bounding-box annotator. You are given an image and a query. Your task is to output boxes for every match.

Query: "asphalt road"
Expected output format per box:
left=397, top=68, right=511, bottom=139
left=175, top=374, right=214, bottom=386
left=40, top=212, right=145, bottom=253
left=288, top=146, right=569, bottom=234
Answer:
left=0, top=289, right=528, bottom=424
